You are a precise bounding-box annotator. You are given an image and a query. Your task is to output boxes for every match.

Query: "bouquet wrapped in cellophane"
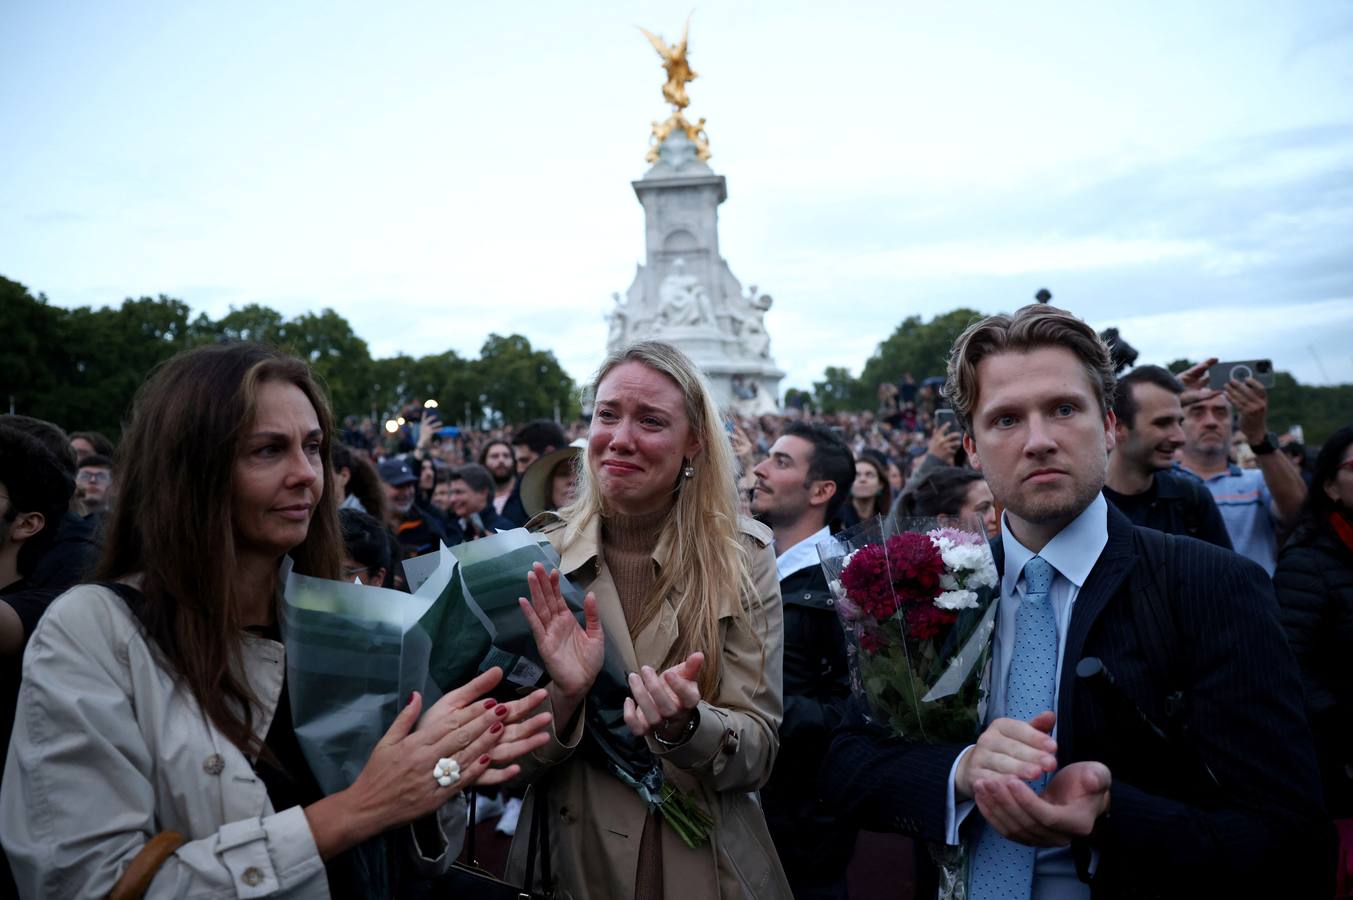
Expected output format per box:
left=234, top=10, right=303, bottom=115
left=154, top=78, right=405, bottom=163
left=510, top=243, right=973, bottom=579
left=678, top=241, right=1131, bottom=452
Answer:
left=280, top=530, right=586, bottom=896
left=817, top=514, right=1000, bottom=743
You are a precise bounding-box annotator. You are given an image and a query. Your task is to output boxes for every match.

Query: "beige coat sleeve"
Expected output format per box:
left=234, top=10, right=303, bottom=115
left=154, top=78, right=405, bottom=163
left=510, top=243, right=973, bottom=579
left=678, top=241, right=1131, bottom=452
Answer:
left=650, top=536, right=785, bottom=793
left=0, top=590, right=330, bottom=899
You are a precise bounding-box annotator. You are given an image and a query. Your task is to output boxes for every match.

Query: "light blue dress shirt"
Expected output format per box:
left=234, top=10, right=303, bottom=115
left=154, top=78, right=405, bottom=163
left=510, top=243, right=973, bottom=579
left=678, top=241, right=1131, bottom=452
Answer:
left=944, top=493, right=1110, bottom=900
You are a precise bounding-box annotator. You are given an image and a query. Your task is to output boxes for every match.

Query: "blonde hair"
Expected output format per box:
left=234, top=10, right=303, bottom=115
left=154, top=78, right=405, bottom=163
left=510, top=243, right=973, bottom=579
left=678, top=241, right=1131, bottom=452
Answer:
left=943, top=303, right=1116, bottom=434
left=561, top=341, right=760, bottom=697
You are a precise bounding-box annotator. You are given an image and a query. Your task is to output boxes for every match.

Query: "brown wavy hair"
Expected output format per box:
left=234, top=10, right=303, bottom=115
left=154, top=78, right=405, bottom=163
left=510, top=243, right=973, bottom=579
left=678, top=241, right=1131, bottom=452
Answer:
left=943, top=303, right=1116, bottom=434
left=97, top=342, right=342, bottom=759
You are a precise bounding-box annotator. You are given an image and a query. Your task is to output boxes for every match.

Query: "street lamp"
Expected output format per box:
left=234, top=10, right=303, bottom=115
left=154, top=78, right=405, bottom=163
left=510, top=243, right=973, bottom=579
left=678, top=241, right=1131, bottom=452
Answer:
left=384, top=419, right=399, bottom=434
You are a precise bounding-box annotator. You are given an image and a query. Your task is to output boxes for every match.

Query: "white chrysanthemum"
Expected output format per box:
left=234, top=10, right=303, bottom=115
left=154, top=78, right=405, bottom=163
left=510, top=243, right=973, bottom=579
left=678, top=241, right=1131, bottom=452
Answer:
left=940, top=573, right=959, bottom=591
left=934, top=589, right=980, bottom=610
left=940, top=543, right=988, bottom=573
left=969, top=558, right=999, bottom=589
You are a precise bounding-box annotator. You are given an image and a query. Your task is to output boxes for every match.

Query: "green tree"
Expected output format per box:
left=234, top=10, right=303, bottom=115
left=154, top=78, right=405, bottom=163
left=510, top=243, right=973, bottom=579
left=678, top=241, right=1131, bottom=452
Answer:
left=283, top=309, right=375, bottom=421
left=0, top=278, right=66, bottom=422
left=813, top=366, right=868, bottom=414
left=859, top=308, right=983, bottom=392
left=473, top=334, right=576, bottom=426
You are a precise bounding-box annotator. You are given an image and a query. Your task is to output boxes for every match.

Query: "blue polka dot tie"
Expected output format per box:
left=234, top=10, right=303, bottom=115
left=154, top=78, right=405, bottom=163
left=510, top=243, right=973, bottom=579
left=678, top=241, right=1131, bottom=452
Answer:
left=969, top=555, right=1058, bottom=900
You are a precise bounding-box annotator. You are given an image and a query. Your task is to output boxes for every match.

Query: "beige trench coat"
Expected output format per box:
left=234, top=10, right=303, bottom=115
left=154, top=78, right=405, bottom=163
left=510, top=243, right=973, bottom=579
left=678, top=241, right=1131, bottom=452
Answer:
left=0, top=582, right=465, bottom=899
left=504, top=512, right=793, bottom=900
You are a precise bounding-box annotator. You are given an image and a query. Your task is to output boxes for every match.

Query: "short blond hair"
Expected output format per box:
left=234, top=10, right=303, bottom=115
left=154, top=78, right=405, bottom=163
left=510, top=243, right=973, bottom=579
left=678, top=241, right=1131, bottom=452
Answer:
left=943, top=303, right=1116, bottom=433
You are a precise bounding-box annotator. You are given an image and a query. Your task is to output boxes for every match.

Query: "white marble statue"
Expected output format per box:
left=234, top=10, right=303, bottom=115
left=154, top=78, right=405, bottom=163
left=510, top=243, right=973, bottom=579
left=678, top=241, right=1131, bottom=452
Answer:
left=657, top=259, right=717, bottom=328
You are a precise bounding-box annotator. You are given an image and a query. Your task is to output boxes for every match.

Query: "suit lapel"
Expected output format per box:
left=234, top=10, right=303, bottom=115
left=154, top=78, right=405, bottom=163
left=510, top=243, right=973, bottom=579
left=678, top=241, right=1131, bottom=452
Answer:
left=1055, top=507, right=1137, bottom=762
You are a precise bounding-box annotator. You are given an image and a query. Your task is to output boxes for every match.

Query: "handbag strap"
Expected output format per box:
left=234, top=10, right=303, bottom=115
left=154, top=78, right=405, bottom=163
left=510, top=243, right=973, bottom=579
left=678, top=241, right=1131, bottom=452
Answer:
left=522, top=785, right=553, bottom=898
left=107, top=831, right=185, bottom=900
left=464, top=789, right=479, bottom=866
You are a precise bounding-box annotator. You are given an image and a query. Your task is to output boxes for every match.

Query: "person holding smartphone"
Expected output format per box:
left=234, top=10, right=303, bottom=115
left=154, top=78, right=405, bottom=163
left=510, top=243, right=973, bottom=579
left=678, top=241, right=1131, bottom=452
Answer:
left=1176, top=357, right=1307, bottom=574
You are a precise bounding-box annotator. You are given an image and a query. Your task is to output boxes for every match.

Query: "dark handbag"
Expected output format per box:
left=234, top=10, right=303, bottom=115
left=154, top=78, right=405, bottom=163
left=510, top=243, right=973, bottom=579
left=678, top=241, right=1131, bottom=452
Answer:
left=434, top=789, right=553, bottom=899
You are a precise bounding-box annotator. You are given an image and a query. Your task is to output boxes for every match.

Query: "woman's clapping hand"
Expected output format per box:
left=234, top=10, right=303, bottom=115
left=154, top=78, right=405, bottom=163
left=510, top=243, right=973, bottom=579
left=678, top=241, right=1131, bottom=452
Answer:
left=623, top=652, right=704, bottom=743
left=306, top=667, right=551, bottom=859
left=518, top=563, right=604, bottom=727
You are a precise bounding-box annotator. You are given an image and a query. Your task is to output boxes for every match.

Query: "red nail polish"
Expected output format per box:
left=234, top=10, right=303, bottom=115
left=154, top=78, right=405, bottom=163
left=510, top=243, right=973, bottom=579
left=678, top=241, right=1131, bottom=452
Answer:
left=407, top=691, right=416, bottom=705
left=495, top=704, right=509, bottom=716
left=483, top=698, right=497, bottom=709
left=479, top=755, right=491, bottom=765
left=491, top=722, right=503, bottom=733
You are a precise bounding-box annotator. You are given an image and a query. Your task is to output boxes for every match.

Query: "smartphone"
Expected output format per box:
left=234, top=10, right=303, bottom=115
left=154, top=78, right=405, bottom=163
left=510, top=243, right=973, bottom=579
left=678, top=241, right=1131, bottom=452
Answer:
left=934, top=408, right=959, bottom=432
left=1208, top=359, right=1275, bottom=390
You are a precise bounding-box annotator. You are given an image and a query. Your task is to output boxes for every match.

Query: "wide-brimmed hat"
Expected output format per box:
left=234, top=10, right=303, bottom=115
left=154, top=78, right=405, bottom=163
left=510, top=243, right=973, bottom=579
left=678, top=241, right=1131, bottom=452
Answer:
left=520, top=439, right=586, bottom=520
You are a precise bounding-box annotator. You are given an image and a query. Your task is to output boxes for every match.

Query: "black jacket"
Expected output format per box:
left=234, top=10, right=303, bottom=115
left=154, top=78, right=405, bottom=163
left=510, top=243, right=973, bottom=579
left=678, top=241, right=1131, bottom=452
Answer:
left=824, top=504, right=1332, bottom=899
left=1275, top=520, right=1353, bottom=815
left=1102, top=471, right=1233, bottom=550
left=760, top=563, right=857, bottom=891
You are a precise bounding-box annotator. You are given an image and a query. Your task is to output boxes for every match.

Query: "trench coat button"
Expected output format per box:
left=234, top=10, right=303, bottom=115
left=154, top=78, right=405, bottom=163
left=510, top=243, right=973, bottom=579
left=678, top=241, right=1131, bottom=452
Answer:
left=242, top=866, right=264, bottom=886
left=203, top=753, right=225, bottom=776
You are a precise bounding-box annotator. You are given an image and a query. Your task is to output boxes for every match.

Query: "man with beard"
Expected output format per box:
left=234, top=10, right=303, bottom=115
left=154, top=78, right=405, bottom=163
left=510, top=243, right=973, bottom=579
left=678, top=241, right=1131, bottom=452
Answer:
left=1176, top=373, right=1306, bottom=575
left=379, top=456, right=451, bottom=558
left=480, top=440, right=518, bottom=518
left=750, top=421, right=858, bottom=899
left=825, top=304, right=1330, bottom=899
left=1102, top=366, right=1231, bottom=548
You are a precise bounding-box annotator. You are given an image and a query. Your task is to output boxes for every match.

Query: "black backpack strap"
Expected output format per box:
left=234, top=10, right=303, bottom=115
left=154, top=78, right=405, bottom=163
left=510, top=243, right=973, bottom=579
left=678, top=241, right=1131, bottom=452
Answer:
left=1128, top=528, right=1186, bottom=726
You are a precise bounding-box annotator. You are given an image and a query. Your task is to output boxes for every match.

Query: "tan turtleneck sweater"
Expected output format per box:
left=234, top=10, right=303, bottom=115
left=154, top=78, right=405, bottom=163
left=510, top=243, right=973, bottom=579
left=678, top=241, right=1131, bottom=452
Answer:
left=601, top=505, right=669, bottom=642
left=600, top=504, right=671, bottom=900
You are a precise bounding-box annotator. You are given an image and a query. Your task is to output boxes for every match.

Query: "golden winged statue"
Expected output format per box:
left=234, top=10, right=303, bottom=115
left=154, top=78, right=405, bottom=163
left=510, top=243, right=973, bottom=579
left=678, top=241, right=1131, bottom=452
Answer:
left=639, top=15, right=697, bottom=110
left=639, top=14, right=711, bottom=163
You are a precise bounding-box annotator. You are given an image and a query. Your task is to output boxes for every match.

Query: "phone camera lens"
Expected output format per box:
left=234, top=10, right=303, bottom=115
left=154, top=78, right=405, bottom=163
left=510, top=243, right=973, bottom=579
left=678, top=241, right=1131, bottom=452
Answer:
left=1231, top=365, right=1252, bottom=382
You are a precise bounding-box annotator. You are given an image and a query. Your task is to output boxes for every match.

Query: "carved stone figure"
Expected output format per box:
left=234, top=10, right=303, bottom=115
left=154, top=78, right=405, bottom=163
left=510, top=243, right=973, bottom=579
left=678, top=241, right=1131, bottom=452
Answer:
left=605, top=292, right=629, bottom=347
left=657, top=259, right=717, bottom=328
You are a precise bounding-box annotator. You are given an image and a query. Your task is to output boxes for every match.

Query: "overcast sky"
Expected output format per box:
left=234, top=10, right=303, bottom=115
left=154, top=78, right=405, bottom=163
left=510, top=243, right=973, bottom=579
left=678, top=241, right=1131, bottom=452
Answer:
left=3, top=1, right=1352, bottom=394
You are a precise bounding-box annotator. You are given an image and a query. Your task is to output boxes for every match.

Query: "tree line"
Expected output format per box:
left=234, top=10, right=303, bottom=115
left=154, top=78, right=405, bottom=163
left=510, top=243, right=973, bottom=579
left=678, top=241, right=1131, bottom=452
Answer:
left=1, top=276, right=577, bottom=438
left=806, top=306, right=1351, bottom=445
left=3, top=275, right=1348, bottom=445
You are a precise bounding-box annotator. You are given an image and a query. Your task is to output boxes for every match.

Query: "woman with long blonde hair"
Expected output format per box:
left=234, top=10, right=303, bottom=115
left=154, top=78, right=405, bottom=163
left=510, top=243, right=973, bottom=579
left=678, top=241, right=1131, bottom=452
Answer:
left=506, top=341, right=791, bottom=899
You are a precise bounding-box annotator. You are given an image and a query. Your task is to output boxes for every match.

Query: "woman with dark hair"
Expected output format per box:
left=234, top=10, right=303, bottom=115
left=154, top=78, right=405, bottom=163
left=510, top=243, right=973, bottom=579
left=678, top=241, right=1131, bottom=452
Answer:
left=339, top=507, right=393, bottom=588
left=1274, top=424, right=1353, bottom=820
left=1, top=343, right=551, bottom=898
left=69, top=430, right=115, bottom=463
left=415, top=456, right=441, bottom=509
left=331, top=443, right=387, bottom=524
left=841, top=451, right=891, bottom=529
left=894, top=465, right=999, bottom=538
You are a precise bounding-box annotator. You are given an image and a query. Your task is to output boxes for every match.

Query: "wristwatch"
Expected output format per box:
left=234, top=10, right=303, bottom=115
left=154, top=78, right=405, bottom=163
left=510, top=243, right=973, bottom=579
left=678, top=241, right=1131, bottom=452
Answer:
left=1251, top=432, right=1279, bottom=455
left=654, top=708, right=700, bottom=747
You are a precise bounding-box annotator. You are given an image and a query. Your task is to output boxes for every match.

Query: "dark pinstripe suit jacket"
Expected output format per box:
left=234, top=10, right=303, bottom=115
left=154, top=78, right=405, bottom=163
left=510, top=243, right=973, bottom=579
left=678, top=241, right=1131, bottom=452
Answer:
left=824, top=503, right=1333, bottom=898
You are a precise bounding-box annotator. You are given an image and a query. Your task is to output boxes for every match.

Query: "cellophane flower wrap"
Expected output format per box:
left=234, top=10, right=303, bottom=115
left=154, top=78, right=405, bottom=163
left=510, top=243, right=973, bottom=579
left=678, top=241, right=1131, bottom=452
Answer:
left=817, top=514, right=1000, bottom=743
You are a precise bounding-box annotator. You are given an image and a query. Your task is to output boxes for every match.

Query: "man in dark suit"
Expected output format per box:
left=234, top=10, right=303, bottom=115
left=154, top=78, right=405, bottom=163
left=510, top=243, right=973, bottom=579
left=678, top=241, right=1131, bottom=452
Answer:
left=824, top=304, right=1331, bottom=899
left=751, top=420, right=858, bottom=898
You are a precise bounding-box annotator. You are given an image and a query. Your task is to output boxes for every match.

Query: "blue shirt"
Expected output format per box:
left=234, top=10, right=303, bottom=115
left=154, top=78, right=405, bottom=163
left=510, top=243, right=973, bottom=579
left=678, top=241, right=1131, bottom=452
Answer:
left=946, top=493, right=1110, bottom=900
left=1175, top=463, right=1276, bottom=574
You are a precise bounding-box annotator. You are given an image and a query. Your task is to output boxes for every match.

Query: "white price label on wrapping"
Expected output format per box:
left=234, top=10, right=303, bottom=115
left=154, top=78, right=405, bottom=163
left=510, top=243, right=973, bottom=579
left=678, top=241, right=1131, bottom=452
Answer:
left=508, top=656, right=544, bottom=687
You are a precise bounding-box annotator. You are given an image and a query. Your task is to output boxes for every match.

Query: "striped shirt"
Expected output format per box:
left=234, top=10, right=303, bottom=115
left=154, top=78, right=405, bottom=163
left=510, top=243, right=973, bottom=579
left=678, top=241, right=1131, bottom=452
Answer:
left=1175, top=463, right=1277, bottom=574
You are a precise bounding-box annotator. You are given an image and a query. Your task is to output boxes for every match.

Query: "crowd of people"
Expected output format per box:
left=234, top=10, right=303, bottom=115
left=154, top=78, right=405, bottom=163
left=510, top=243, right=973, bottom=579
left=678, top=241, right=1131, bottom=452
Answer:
left=0, top=302, right=1350, bottom=899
